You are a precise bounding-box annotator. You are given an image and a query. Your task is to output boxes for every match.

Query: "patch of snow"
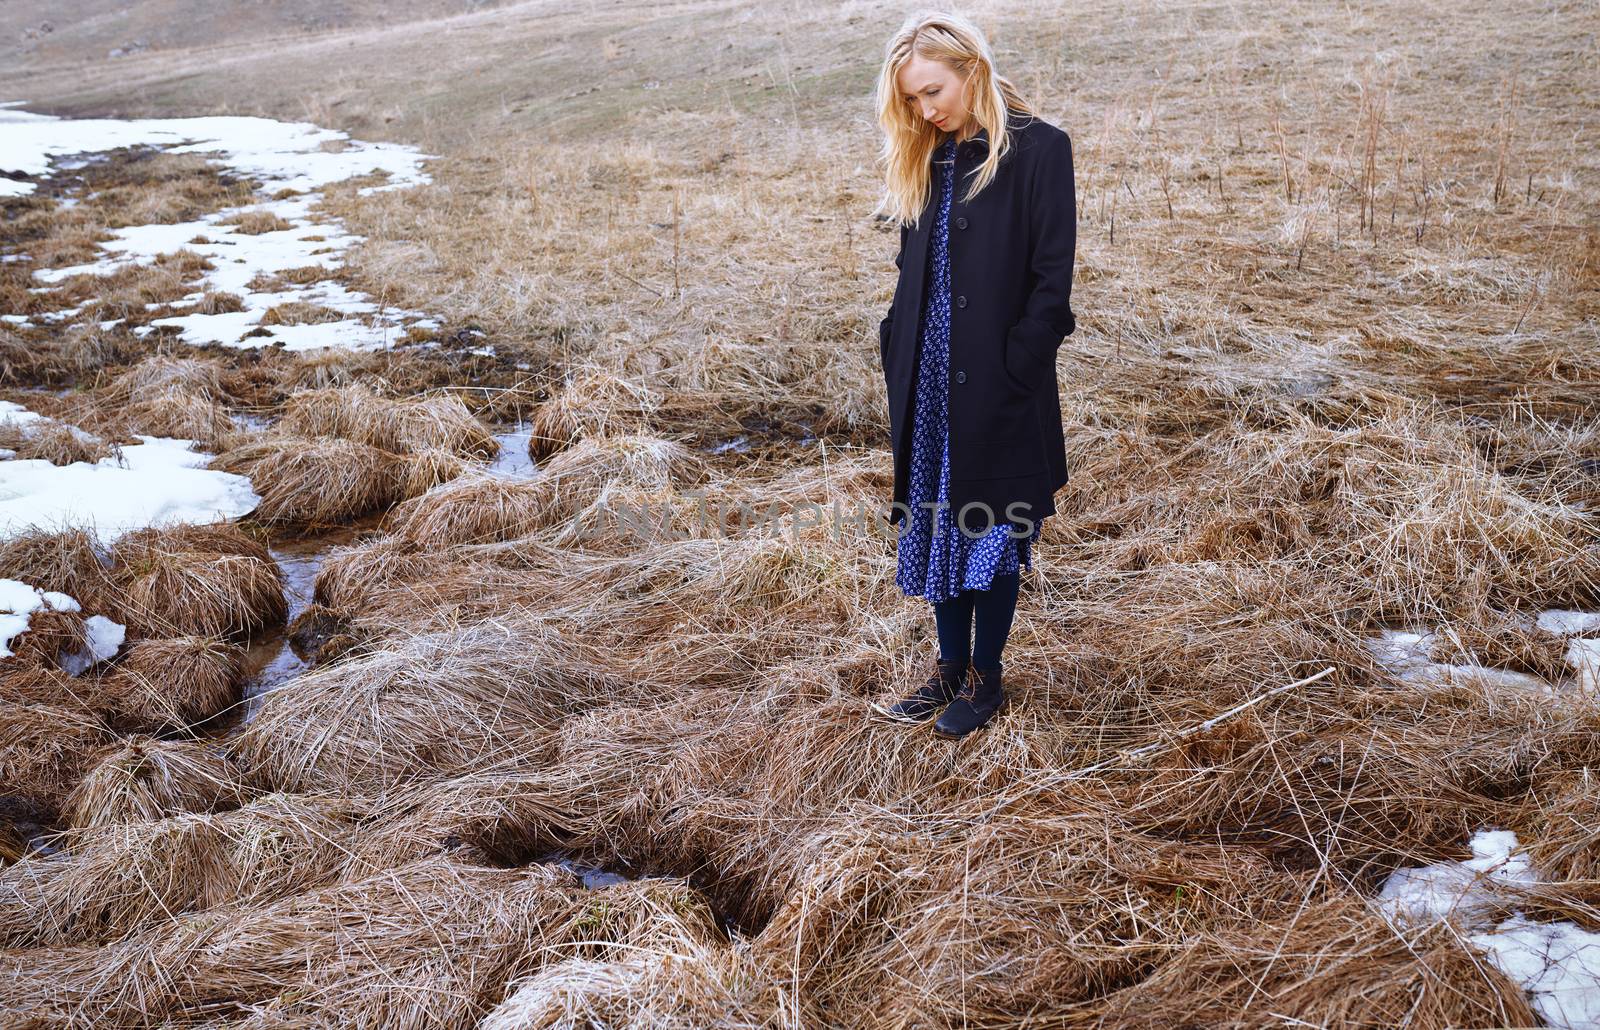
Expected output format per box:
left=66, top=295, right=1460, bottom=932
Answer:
left=0, top=414, right=260, bottom=542
left=59, top=614, right=127, bottom=674
left=1565, top=639, right=1600, bottom=695
left=1538, top=611, right=1600, bottom=637
left=1379, top=829, right=1600, bottom=1030
left=1377, top=829, right=1536, bottom=924
left=0, top=579, right=123, bottom=669
left=0, top=400, right=47, bottom=428
left=0, top=578, right=67, bottom=656
left=0, top=104, right=432, bottom=198
left=1369, top=623, right=1568, bottom=697
left=2, top=101, right=439, bottom=351
left=1469, top=914, right=1600, bottom=1029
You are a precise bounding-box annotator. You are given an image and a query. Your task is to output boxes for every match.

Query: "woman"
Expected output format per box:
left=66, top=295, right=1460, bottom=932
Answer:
left=872, top=12, right=1077, bottom=738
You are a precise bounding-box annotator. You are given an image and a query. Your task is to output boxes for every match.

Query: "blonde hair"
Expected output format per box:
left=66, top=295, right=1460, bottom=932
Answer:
left=873, top=10, right=1037, bottom=228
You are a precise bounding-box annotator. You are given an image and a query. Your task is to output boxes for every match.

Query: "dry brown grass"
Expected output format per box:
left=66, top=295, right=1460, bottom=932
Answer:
left=220, top=209, right=296, bottom=235
left=2, top=0, right=1598, bottom=1022
left=278, top=382, right=497, bottom=458
left=0, top=793, right=368, bottom=949
left=208, top=433, right=414, bottom=527
left=525, top=366, right=663, bottom=460
left=0, top=528, right=119, bottom=622
left=0, top=703, right=113, bottom=817
left=0, top=856, right=750, bottom=1027
left=228, top=617, right=629, bottom=795
left=62, top=735, right=254, bottom=831
left=380, top=470, right=549, bottom=547
left=1083, top=890, right=1544, bottom=1028
left=0, top=663, right=97, bottom=710
left=109, top=522, right=287, bottom=638
left=0, top=605, right=88, bottom=675
left=259, top=300, right=349, bottom=325
left=100, top=635, right=246, bottom=731
left=0, top=417, right=116, bottom=465
left=0, top=823, right=25, bottom=866
left=104, top=354, right=231, bottom=403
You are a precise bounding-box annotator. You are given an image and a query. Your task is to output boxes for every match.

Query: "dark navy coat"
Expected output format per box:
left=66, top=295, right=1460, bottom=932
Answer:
left=878, top=107, right=1077, bottom=537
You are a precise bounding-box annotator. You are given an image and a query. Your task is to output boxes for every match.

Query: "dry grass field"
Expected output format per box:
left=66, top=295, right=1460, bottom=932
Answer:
left=2, top=0, right=1599, bottom=1026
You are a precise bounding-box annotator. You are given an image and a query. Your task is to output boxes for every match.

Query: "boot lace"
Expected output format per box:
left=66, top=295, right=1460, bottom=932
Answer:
left=954, top=666, right=980, bottom=703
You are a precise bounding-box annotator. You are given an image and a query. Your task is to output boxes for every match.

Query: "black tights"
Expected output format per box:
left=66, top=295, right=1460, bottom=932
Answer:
left=931, top=571, right=1020, bottom=670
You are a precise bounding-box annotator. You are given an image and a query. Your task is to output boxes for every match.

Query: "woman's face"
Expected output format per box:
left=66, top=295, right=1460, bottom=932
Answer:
left=896, top=53, right=972, bottom=137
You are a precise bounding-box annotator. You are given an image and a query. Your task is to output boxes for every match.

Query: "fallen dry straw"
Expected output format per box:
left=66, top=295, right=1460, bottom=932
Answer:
left=100, top=634, right=245, bottom=731
left=0, top=856, right=759, bottom=1028
left=0, top=793, right=367, bottom=948
left=228, top=615, right=635, bottom=795
left=62, top=735, right=252, bottom=831
left=109, top=522, right=286, bottom=638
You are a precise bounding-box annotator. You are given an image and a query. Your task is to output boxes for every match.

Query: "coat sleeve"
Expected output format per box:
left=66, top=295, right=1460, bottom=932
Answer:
left=879, top=222, right=907, bottom=366
left=1006, top=130, right=1077, bottom=374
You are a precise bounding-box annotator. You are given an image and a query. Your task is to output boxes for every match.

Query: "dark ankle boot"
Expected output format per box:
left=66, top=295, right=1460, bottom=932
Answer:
left=882, top=657, right=967, bottom=724
left=934, top=661, right=1006, bottom=738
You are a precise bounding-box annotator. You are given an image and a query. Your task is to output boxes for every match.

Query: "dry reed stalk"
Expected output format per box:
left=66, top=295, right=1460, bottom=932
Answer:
left=62, top=735, right=252, bottom=831
left=100, top=635, right=246, bottom=731
left=227, top=616, right=631, bottom=795
left=207, top=434, right=412, bottom=527
left=0, top=793, right=367, bottom=948
left=110, top=523, right=286, bottom=638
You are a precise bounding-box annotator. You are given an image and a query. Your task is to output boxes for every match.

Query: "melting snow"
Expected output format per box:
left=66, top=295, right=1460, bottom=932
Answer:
left=0, top=577, right=80, bottom=657
left=1366, top=616, right=1600, bottom=697
left=0, top=578, right=125, bottom=668
left=1379, top=829, right=1600, bottom=1029
left=1, top=100, right=440, bottom=350
left=0, top=402, right=260, bottom=543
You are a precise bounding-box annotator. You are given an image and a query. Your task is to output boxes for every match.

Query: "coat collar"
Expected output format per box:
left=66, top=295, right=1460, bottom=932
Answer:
left=948, top=108, right=1031, bottom=152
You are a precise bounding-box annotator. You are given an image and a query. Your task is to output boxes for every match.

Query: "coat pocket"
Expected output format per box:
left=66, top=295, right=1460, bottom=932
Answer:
left=1002, top=331, right=1052, bottom=393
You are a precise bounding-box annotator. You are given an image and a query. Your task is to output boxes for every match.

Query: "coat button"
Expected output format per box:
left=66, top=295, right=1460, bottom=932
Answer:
left=955, top=216, right=968, bottom=229
left=956, top=295, right=967, bottom=308
left=955, top=370, right=966, bottom=383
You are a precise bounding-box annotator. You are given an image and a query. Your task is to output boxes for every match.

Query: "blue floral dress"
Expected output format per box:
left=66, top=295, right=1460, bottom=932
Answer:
left=896, top=135, right=1042, bottom=603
